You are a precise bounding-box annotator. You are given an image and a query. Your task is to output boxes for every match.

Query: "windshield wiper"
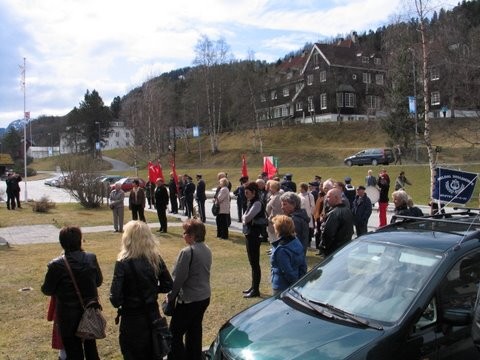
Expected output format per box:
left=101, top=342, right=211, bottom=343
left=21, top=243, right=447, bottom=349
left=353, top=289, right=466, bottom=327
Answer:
left=284, top=288, right=335, bottom=319
left=309, top=300, right=383, bottom=330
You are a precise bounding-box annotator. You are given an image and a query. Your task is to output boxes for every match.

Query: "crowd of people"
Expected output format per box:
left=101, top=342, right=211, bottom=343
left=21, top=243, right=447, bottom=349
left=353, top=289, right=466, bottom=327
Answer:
left=39, top=167, right=426, bottom=359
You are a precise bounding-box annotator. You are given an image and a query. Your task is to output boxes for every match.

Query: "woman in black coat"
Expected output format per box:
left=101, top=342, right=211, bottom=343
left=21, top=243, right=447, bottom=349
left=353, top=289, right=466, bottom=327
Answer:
left=110, top=220, right=173, bottom=359
left=41, top=226, right=103, bottom=360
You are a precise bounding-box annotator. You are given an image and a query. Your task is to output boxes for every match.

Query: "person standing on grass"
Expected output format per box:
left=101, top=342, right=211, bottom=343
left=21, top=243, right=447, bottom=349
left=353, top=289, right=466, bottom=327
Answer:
left=129, top=179, right=146, bottom=222
left=242, top=182, right=266, bottom=298
left=110, top=182, right=125, bottom=233
left=165, top=219, right=211, bottom=360
left=215, top=177, right=231, bottom=240
left=110, top=220, right=173, bottom=360
left=352, top=185, right=372, bottom=237
left=154, top=178, right=169, bottom=233
left=41, top=226, right=103, bottom=360
left=168, top=172, right=179, bottom=214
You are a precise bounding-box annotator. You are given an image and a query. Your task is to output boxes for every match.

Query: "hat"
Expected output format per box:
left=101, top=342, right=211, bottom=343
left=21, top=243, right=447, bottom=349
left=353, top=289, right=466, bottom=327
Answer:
left=196, top=174, right=202, bottom=178
left=344, top=176, right=352, bottom=183
left=284, top=173, right=292, bottom=180
left=314, top=175, right=322, bottom=180
left=308, top=181, right=320, bottom=187
left=357, top=185, right=366, bottom=190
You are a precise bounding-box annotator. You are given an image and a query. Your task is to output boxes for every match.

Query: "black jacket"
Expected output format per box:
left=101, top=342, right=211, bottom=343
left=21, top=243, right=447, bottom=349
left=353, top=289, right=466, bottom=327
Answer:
left=196, top=179, right=206, bottom=201
left=291, top=208, right=310, bottom=251
left=154, top=185, right=169, bottom=208
left=110, top=257, right=172, bottom=314
left=42, top=251, right=103, bottom=307
left=321, top=203, right=354, bottom=255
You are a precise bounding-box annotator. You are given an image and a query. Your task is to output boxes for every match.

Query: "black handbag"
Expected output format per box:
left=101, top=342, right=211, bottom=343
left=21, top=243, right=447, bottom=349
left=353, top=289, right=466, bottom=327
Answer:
left=128, top=259, right=172, bottom=358
left=211, top=202, right=220, bottom=216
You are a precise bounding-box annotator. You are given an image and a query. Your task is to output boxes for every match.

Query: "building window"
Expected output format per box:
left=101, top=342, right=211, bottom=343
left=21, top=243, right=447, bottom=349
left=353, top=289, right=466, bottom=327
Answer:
left=283, top=87, right=289, bottom=97
left=320, top=70, right=326, bottom=82
left=336, top=93, right=356, bottom=108
left=362, top=56, right=369, bottom=64
left=320, top=93, right=327, bottom=109
left=430, top=67, right=440, bottom=81
left=307, top=74, right=314, bottom=85
left=367, top=95, right=379, bottom=109
left=296, top=101, right=303, bottom=111
left=260, top=93, right=266, bottom=102
left=115, top=131, right=120, bottom=137
left=363, top=72, right=372, bottom=84
left=313, top=53, right=320, bottom=67
left=126, top=132, right=130, bottom=138
left=274, top=107, right=281, bottom=118
left=337, top=93, right=344, bottom=107
left=286, top=72, right=292, bottom=80
left=431, top=91, right=441, bottom=105
left=374, top=57, right=382, bottom=65
left=375, top=74, right=384, bottom=85
left=295, top=83, right=303, bottom=93
left=271, top=90, right=277, bottom=100
left=345, top=93, right=355, bottom=108
left=307, top=96, right=314, bottom=112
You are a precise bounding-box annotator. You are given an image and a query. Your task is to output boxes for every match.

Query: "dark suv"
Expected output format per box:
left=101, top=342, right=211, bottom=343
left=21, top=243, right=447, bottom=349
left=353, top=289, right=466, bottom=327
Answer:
left=207, top=211, right=480, bottom=359
left=344, top=148, right=394, bottom=166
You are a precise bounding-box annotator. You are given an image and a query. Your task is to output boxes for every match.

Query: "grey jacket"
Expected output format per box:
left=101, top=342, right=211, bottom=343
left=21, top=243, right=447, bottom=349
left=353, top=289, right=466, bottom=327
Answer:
left=109, top=189, right=125, bottom=209
left=168, top=242, right=212, bottom=303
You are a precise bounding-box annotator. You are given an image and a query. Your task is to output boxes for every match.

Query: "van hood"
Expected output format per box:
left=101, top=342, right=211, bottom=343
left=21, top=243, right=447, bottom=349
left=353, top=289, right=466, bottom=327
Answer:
left=216, top=297, right=384, bottom=360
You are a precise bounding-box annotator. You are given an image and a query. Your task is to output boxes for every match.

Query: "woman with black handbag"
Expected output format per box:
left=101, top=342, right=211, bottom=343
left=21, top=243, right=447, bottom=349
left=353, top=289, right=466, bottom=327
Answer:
left=241, top=182, right=267, bottom=298
left=41, top=226, right=103, bottom=360
left=110, top=220, right=173, bottom=359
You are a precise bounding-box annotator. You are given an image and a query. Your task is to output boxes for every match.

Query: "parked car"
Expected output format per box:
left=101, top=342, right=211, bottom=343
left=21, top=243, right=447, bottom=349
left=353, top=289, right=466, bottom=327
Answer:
left=110, top=177, right=146, bottom=192
left=97, top=175, right=123, bottom=185
left=344, top=148, right=394, bottom=166
left=207, top=210, right=480, bottom=359
left=44, top=175, right=67, bottom=187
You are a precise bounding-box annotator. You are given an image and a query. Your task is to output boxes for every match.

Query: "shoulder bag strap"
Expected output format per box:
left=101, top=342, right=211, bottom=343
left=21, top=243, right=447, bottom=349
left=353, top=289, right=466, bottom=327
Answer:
left=63, top=255, right=85, bottom=309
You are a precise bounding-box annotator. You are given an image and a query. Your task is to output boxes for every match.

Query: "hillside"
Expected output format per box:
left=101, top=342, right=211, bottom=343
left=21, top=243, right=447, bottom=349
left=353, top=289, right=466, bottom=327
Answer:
left=150, top=117, right=479, bottom=170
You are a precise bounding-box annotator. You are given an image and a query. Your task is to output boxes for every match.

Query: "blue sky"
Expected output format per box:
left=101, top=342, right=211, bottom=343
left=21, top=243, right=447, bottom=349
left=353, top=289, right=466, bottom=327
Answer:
left=0, top=0, right=459, bottom=128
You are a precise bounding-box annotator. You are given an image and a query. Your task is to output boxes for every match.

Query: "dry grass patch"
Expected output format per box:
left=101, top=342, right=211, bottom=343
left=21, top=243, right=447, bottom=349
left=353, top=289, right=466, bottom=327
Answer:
left=0, top=221, right=325, bottom=359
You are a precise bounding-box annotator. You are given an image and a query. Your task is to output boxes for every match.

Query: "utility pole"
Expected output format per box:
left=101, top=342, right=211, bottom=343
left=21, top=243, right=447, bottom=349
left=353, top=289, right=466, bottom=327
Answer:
left=21, top=57, right=28, bottom=202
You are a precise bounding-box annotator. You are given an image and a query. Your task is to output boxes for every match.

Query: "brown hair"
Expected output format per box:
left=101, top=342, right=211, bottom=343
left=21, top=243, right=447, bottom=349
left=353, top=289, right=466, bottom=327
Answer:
left=183, top=218, right=206, bottom=242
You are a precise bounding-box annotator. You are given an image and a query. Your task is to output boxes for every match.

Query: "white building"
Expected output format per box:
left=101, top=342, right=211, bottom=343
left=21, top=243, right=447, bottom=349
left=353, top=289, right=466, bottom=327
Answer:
left=60, top=121, right=133, bottom=154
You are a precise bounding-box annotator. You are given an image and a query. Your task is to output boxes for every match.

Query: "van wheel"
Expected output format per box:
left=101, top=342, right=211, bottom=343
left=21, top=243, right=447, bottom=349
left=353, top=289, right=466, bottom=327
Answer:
left=372, top=159, right=378, bottom=166
left=346, top=160, right=352, bottom=167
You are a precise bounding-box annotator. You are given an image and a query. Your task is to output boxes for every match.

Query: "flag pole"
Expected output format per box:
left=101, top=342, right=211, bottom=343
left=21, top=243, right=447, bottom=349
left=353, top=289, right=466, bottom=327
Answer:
left=22, top=57, right=28, bottom=202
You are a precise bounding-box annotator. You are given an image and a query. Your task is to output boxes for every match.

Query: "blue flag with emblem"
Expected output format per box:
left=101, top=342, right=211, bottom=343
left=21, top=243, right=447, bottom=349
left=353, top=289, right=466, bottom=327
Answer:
left=433, top=167, right=478, bottom=205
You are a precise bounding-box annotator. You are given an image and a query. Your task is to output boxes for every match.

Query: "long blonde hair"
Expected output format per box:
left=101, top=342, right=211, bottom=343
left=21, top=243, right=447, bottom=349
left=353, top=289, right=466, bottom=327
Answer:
left=117, top=220, right=161, bottom=275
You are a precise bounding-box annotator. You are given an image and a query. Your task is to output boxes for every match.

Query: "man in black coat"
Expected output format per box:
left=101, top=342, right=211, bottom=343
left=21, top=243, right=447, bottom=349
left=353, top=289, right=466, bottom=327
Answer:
left=168, top=173, right=178, bottom=214
left=183, top=175, right=196, bottom=219
left=321, top=188, right=354, bottom=256
left=195, top=174, right=206, bottom=222
left=155, top=178, right=169, bottom=233
left=352, top=186, right=372, bottom=237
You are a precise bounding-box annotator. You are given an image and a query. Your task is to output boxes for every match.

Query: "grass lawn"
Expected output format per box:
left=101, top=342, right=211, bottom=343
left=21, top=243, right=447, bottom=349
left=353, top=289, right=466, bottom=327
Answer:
left=0, top=205, right=321, bottom=359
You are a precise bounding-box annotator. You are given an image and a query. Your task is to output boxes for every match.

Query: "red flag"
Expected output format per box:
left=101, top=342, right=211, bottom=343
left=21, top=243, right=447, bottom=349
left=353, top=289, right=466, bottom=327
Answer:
left=263, top=156, right=277, bottom=179
left=241, top=154, right=248, bottom=178
left=148, top=161, right=163, bottom=183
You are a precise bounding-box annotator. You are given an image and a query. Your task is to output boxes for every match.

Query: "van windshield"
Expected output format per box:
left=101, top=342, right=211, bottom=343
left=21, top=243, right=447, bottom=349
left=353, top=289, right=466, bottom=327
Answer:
left=291, top=240, right=441, bottom=323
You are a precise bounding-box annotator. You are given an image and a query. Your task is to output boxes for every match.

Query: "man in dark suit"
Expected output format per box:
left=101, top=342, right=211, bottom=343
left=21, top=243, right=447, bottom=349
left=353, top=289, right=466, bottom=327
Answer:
left=183, top=175, right=196, bottom=219
left=168, top=172, right=178, bottom=214
left=195, top=174, right=206, bottom=222
left=154, top=178, right=169, bottom=233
